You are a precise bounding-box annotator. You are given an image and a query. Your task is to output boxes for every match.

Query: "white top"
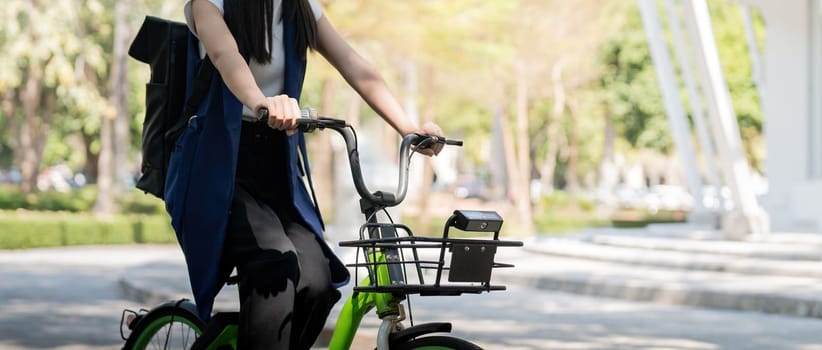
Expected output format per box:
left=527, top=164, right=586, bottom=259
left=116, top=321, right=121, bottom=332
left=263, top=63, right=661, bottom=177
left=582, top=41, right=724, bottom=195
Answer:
left=184, top=0, right=323, bottom=119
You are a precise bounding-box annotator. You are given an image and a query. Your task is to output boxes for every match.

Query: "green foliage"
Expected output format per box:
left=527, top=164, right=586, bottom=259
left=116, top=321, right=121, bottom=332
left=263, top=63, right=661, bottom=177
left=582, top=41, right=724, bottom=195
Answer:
left=598, top=5, right=670, bottom=152
left=539, top=191, right=597, bottom=215
left=0, top=185, right=164, bottom=214
left=534, top=191, right=607, bottom=234
left=0, top=212, right=176, bottom=249
left=609, top=208, right=687, bottom=228
left=0, top=0, right=767, bottom=222
left=118, top=189, right=166, bottom=215
left=707, top=1, right=764, bottom=170
left=0, top=185, right=96, bottom=212
left=597, top=2, right=764, bottom=169
left=535, top=216, right=610, bottom=235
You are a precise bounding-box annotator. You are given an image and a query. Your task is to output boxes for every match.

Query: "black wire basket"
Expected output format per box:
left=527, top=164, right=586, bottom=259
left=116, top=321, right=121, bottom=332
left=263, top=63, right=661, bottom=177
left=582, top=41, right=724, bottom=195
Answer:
left=339, top=210, right=523, bottom=296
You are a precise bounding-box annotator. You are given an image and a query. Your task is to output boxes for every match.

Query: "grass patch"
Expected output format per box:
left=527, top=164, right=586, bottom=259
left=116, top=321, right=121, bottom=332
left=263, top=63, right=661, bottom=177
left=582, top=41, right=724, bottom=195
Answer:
left=0, top=211, right=176, bottom=249
left=0, top=185, right=166, bottom=214
left=610, top=208, right=687, bottom=228
left=0, top=185, right=97, bottom=212
left=535, top=191, right=610, bottom=235
left=396, top=216, right=450, bottom=237
left=536, top=216, right=610, bottom=234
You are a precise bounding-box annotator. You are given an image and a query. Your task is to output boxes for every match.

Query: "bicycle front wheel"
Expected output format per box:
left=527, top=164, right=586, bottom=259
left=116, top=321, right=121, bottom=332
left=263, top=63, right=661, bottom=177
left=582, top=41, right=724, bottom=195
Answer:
left=123, top=306, right=205, bottom=350
left=392, top=335, right=483, bottom=350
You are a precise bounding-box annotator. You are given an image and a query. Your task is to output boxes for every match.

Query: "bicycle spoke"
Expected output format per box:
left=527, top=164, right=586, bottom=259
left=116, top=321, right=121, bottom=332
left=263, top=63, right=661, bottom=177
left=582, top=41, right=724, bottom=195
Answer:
left=180, top=321, right=189, bottom=348
left=136, top=321, right=197, bottom=350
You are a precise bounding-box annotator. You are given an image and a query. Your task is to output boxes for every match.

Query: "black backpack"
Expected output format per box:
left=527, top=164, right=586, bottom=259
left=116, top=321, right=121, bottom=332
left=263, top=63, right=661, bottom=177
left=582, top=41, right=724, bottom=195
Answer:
left=128, top=16, right=214, bottom=200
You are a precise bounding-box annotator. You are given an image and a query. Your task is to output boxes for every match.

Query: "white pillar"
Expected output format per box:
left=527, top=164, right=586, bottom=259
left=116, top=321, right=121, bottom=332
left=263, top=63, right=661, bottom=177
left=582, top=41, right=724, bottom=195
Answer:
left=681, top=0, right=769, bottom=237
left=638, top=0, right=710, bottom=221
left=664, top=0, right=723, bottom=216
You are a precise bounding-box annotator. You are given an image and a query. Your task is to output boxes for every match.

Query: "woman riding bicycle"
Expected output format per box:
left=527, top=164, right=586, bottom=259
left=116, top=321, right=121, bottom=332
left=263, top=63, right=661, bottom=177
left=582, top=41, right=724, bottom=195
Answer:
left=171, top=0, right=445, bottom=349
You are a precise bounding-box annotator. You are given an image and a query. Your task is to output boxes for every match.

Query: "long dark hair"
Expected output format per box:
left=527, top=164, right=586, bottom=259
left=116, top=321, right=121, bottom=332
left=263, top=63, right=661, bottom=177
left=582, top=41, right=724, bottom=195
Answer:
left=223, top=0, right=318, bottom=62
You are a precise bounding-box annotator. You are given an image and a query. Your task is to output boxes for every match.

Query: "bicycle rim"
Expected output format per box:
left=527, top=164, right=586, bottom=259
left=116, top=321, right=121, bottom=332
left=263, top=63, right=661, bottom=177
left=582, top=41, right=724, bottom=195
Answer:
left=392, top=335, right=483, bottom=350
left=130, top=315, right=202, bottom=350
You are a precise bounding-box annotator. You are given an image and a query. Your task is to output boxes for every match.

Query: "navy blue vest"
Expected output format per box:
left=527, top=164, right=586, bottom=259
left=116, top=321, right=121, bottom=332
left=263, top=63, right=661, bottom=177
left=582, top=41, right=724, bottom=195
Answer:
left=164, top=2, right=348, bottom=321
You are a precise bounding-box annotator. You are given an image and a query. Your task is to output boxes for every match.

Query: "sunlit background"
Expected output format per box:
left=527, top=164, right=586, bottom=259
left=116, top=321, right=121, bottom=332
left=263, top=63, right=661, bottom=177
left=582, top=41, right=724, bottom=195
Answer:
left=13, top=1, right=822, bottom=349
left=0, top=0, right=765, bottom=244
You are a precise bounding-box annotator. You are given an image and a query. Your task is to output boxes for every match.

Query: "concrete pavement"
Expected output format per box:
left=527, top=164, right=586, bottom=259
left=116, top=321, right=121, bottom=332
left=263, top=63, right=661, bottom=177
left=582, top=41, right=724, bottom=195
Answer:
left=4, top=226, right=822, bottom=349
left=115, top=224, right=822, bottom=320
left=499, top=224, right=822, bottom=319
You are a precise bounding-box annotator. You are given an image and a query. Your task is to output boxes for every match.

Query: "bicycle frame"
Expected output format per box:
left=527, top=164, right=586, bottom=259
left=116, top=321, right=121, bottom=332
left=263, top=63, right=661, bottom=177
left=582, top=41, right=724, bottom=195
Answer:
left=329, top=187, right=408, bottom=350
left=121, top=113, right=517, bottom=350
left=328, top=250, right=402, bottom=350
left=301, top=114, right=464, bottom=350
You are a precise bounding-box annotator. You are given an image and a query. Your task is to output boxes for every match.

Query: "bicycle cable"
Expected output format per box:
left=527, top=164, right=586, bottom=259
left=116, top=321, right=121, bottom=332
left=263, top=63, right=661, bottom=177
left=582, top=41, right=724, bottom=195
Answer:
left=382, top=185, right=421, bottom=327
left=400, top=137, right=450, bottom=326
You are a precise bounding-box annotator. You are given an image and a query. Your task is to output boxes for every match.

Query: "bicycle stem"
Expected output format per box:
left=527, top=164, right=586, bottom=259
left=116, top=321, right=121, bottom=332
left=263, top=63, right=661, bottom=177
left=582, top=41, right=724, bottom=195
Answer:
left=266, top=106, right=440, bottom=208
left=326, top=125, right=421, bottom=208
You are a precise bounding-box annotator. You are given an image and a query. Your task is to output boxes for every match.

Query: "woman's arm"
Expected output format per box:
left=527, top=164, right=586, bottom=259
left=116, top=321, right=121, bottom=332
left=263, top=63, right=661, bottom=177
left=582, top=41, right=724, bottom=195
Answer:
left=315, top=16, right=443, bottom=155
left=190, top=0, right=300, bottom=133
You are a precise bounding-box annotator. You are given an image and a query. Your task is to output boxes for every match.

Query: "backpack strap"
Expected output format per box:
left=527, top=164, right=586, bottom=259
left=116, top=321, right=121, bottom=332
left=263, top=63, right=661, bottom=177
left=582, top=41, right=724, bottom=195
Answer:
left=182, top=57, right=216, bottom=119
left=297, top=133, right=323, bottom=228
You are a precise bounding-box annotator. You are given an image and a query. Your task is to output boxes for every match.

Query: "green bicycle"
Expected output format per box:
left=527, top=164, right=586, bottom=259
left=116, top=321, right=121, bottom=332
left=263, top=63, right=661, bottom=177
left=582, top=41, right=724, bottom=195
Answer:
left=120, top=111, right=522, bottom=350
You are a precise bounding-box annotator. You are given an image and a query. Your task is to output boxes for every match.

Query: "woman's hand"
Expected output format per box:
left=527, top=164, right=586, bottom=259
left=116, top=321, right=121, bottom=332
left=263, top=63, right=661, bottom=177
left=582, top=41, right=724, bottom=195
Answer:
left=409, top=121, right=445, bottom=157
left=255, top=95, right=301, bottom=136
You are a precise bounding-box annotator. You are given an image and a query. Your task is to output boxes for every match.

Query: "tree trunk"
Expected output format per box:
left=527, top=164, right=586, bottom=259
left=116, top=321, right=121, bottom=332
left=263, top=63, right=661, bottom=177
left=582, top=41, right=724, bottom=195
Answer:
left=82, top=133, right=99, bottom=184
left=514, top=61, right=534, bottom=235
left=112, top=0, right=131, bottom=195
left=540, top=59, right=568, bottom=194
left=18, top=66, right=48, bottom=193
left=95, top=0, right=129, bottom=213
left=602, top=105, right=616, bottom=165
left=489, top=107, right=509, bottom=200
left=499, top=87, right=533, bottom=235
left=2, top=90, right=18, bottom=163
left=564, top=98, right=580, bottom=193
left=94, top=114, right=116, bottom=213
left=312, top=78, right=337, bottom=219
left=95, top=108, right=116, bottom=213
left=598, top=104, right=618, bottom=196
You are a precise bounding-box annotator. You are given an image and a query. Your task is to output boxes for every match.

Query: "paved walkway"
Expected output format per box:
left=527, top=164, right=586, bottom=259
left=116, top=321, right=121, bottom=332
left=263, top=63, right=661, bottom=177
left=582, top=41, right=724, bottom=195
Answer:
left=504, top=224, right=822, bottom=319
left=3, top=225, right=822, bottom=349
left=116, top=225, right=822, bottom=320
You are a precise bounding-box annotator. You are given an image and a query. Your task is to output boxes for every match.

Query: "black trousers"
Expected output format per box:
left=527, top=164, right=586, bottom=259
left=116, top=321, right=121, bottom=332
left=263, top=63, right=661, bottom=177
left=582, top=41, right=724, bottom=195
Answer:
left=223, top=122, right=340, bottom=350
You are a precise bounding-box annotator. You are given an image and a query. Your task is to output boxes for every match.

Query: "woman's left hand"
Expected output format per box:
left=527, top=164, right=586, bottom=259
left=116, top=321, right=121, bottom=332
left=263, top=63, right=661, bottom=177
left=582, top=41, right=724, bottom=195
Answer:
left=409, top=122, right=445, bottom=157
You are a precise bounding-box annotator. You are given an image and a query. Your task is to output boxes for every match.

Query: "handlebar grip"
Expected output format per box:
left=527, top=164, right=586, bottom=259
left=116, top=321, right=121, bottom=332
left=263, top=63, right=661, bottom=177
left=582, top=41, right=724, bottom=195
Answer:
left=295, top=116, right=347, bottom=132
left=295, top=118, right=314, bottom=132
left=257, top=108, right=269, bottom=122
left=412, top=134, right=463, bottom=149
left=257, top=107, right=315, bottom=123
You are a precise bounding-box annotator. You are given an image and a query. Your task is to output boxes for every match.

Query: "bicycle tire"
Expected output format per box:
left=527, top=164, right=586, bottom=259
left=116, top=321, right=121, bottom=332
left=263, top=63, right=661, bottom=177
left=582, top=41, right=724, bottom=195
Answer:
left=124, top=305, right=206, bottom=350
left=391, top=335, right=483, bottom=350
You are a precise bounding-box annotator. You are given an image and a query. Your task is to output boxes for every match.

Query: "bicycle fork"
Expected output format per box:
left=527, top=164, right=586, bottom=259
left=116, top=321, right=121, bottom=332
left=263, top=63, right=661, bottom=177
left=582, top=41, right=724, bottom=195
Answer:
left=328, top=276, right=404, bottom=350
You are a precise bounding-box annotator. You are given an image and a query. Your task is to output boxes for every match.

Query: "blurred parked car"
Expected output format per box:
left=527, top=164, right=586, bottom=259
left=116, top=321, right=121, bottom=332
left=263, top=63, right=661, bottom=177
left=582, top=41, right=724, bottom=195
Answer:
left=702, top=185, right=734, bottom=211
left=453, top=177, right=486, bottom=200
left=614, top=185, right=648, bottom=209
left=645, top=185, right=693, bottom=213
left=36, top=164, right=84, bottom=192
left=0, top=168, right=21, bottom=184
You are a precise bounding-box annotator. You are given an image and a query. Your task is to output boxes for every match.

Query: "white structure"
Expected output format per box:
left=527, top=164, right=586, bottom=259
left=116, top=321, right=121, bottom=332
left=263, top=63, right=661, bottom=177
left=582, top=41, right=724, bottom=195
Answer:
left=640, top=0, right=770, bottom=238
left=734, top=0, right=822, bottom=231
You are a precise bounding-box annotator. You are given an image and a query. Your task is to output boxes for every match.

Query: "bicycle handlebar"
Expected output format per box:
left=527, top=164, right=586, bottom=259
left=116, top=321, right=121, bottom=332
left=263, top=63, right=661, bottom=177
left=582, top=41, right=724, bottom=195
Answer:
left=257, top=108, right=462, bottom=207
